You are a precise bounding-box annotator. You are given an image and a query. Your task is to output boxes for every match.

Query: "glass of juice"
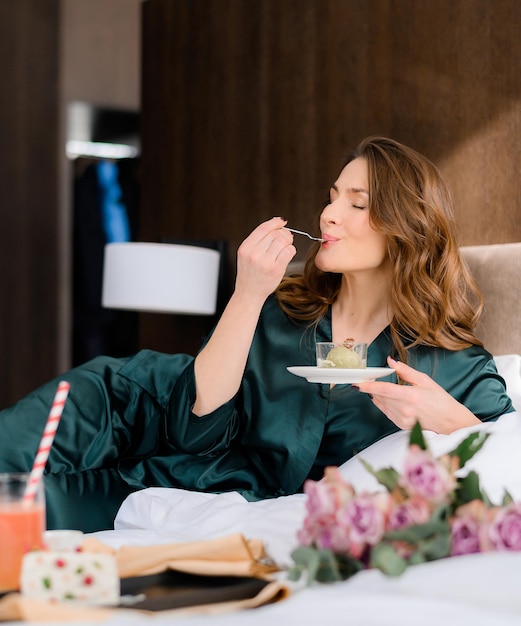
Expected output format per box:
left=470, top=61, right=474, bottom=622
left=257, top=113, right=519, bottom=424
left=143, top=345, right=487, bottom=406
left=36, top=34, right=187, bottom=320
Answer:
left=0, top=473, right=46, bottom=591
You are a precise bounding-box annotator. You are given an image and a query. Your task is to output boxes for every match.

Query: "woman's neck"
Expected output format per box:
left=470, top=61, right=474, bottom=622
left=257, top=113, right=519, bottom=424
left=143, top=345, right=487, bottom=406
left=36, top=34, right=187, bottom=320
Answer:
left=331, top=271, right=392, bottom=345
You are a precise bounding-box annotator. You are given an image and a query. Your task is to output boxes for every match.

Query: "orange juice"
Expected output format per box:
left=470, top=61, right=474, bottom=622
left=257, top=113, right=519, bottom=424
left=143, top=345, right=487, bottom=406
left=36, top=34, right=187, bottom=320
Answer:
left=0, top=475, right=45, bottom=591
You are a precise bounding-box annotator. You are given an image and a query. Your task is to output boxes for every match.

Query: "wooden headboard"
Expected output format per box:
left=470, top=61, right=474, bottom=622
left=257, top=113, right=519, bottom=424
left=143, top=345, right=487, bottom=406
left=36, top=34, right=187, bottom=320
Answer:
left=286, top=242, right=521, bottom=356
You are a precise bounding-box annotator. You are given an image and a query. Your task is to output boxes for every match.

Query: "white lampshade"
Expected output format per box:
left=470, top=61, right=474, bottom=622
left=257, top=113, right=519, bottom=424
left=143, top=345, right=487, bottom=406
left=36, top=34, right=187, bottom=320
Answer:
left=102, top=242, right=221, bottom=315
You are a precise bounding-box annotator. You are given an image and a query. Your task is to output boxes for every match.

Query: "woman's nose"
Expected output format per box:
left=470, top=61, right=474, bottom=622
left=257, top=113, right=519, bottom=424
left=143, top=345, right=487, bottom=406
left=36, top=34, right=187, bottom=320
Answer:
left=320, top=200, right=341, bottom=225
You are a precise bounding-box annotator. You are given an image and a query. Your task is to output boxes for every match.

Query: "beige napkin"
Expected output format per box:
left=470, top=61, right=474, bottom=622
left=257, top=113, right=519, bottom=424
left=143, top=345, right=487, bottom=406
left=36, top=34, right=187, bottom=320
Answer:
left=0, top=533, right=290, bottom=622
left=85, top=532, right=278, bottom=578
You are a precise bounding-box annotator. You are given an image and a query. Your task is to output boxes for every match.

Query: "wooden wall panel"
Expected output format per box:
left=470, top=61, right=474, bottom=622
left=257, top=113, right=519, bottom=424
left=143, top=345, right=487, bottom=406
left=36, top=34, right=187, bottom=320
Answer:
left=61, top=0, right=142, bottom=109
left=0, top=0, right=142, bottom=407
left=0, top=0, right=61, bottom=407
left=140, top=0, right=521, bottom=355
left=358, top=0, right=521, bottom=245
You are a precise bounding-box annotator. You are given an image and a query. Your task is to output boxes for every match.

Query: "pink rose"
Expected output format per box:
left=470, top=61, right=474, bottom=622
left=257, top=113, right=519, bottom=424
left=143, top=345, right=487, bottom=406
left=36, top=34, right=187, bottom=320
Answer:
left=488, top=502, right=521, bottom=551
left=297, top=470, right=354, bottom=547
left=386, top=496, right=434, bottom=560
left=451, top=515, right=482, bottom=556
left=400, top=446, right=455, bottom=504
left=313, top=524, right=346, bottom=552
left=335, top=492, right=388, bottom=558
left=450, top=500, right=493, bottom=555
left=387, top=496, right=432, bottom=531
left=303, top=470, right=353, bottom=521
left=297, top=508, right=343, bottom=550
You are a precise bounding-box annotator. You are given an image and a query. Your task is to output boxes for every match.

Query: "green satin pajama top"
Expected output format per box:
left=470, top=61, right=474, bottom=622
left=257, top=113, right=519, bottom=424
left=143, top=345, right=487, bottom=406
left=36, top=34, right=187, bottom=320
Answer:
left=150, top=295, right=512, bottom=500
left=0, top=295, right=514, bottom=531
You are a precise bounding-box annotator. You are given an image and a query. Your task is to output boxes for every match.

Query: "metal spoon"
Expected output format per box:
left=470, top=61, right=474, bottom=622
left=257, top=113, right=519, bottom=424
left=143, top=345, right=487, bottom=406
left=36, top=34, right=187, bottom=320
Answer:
left=285, top=228, right=324, bottom=242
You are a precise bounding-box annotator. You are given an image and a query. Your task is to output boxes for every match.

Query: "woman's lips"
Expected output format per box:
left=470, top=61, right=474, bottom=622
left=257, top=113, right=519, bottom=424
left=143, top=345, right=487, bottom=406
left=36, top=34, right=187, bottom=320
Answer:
left=321, top=234, right=339, bottom=244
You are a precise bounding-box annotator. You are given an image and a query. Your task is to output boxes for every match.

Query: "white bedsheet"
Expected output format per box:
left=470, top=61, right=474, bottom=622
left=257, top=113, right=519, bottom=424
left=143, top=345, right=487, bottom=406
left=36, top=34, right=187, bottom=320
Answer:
left=83, top=411, right=521, bottom=626
left=97, top=552, right=521, bottom=626
left=3, top=356, right=519, bottom=625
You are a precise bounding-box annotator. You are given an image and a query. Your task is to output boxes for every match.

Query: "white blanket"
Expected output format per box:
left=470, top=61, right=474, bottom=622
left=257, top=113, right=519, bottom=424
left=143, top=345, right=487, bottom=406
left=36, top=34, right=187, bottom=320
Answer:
left=86, top=410, right=521, bottom=626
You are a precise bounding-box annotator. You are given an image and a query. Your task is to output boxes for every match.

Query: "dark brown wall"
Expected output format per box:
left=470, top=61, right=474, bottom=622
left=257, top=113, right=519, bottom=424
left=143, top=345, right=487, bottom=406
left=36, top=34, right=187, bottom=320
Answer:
left=62, top=0, right=141, bottom=108
left=0, top=0, right=61, bottom=407
left=139, top=0, right=521, bottom=355
left=2, top=0, right=521, bottom=404
left=0, top=0, right=141, bottom=408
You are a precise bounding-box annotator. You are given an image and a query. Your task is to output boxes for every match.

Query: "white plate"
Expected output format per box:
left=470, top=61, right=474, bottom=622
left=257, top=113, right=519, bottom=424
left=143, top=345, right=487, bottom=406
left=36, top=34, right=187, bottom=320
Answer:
left=287, top=366, right=395, bottom=384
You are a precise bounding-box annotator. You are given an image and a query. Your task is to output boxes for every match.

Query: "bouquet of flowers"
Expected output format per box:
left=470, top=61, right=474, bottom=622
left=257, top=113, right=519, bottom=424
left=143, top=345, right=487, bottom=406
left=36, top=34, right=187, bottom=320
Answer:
left=289, top=423, right=521, bottom=584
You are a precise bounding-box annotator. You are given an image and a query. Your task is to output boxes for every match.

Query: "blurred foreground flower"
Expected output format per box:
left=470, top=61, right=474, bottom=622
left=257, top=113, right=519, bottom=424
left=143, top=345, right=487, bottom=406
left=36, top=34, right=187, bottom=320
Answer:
left=289, top=422, right=519, bottom=584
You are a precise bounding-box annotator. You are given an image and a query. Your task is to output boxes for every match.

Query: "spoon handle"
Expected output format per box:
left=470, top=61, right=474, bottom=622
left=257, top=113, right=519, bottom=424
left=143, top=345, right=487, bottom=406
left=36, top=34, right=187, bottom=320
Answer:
left=285, top=228, right=324, bottom=242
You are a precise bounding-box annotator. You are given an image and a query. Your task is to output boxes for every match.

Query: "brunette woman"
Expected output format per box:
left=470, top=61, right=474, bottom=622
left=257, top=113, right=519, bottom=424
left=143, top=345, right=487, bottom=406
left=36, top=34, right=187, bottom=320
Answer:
left=0, top=137, right=513, bottom=531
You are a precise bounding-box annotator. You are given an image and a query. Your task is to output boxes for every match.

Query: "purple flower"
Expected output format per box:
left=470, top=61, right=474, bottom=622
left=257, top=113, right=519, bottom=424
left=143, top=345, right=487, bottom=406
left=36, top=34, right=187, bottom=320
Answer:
left=400, top=445, right=455, bottom=504
left=335, top=492, right=388, bottom=558
left=291, top=421, right=521, bottom=589
left=387, top=496, right=431, bottom=531
left=297, top=469, right=354, bottom=547
left=304, top=471, right=352, bottom=519
left=488, top=502, right=521, bottom=551
left=451, top=515, right=482, bottom=556
left=450, top=500, right=493, bottom=555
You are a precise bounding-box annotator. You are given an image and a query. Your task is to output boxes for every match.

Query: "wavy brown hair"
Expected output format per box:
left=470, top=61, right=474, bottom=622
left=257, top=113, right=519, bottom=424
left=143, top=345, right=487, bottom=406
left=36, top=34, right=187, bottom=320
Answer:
left=275, top=136, right=483, bottom=362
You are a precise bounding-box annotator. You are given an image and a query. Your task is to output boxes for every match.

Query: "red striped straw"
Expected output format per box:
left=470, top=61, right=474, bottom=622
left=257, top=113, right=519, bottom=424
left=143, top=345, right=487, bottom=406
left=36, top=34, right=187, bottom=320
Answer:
left=23, top=380, right=71, bottom=503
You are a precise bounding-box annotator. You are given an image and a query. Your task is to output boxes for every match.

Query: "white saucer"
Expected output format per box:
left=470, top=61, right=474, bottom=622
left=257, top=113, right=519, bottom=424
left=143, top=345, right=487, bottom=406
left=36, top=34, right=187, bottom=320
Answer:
left=287, top=366, right=395, bottom=384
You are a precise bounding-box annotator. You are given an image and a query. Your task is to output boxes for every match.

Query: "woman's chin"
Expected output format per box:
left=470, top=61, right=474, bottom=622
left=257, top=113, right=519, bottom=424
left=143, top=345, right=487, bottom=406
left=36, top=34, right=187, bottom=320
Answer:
left=314, top=253, right=337, bottom=273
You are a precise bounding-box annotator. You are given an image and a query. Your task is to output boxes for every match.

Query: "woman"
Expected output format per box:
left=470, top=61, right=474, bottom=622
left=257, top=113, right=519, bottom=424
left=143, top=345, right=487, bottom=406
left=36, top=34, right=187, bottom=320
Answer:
left=0, top=137, right=513, bottom=531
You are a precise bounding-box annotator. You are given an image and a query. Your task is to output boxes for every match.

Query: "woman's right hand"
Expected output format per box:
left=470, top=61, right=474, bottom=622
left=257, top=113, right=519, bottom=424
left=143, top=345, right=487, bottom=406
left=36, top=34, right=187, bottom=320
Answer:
left=192, top=217, right=296, bottom=417
left=234, top=217, right=297, bottom=303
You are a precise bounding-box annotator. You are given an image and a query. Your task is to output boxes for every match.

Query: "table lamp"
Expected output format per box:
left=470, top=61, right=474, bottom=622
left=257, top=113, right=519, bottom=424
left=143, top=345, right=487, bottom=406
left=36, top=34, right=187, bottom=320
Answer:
left=101, top=242, right=221, bottom=315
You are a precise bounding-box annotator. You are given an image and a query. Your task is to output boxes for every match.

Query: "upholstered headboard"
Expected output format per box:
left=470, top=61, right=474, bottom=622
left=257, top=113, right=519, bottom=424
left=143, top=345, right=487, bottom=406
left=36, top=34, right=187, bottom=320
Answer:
left=286, top=242, right=521, bottom=356
left=461, top=243, right=521, bottom=356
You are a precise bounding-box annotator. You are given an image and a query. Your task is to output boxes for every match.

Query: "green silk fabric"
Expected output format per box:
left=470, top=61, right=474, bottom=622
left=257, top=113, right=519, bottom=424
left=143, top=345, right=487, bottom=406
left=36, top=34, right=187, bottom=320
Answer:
left=0, top=296, right=513, bottom=531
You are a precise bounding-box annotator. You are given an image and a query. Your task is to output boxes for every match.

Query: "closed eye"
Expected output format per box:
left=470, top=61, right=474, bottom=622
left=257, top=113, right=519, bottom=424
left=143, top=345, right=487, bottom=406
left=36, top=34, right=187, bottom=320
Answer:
left=353, top=204, right=366, bottom=209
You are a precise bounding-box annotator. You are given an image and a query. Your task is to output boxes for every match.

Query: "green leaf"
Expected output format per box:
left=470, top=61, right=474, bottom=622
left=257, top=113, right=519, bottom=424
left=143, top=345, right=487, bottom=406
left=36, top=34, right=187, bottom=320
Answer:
left=290, top=546, right=321, bottom=583
left=333, top=552, right=365, bottom=580
left=408, top=550, right=426, bottom=566
left=311, top=549, right=339, bottom=583
left=502, top=490, right=514, bottom=506
left=383, top=518, right=449, bottom=543
left=417, top=531, right=452, bottom=561
left=481, top=486, right=492, bottom=508
left=287, top=561, right=305, bottom=582
left=359, top=458, right=400, bottom=492
left=409, top=421, right=427, bottom=450
left=450, top=432, right=490, bottom=468
left=289, top=546, right=361, bottom=585
left=374, top=517, right=451, bottom=573
left=315, top=550, right=358, bottom=583
left=430, top=503, right=451, bottom=524
left=455, top=471, right=483, bottom=506
left=370, top=542, right=407, bottom=576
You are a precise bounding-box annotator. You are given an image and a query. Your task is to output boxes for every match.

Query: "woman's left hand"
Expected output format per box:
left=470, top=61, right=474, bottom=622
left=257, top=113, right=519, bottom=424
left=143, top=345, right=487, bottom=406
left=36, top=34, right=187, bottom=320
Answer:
left=354, top=357, right=481, bottom=434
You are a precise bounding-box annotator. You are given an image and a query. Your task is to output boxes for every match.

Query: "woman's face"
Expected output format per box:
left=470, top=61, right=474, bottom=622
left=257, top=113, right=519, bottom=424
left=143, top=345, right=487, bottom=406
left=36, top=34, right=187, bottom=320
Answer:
left=315, top=157, right=389, bottom=275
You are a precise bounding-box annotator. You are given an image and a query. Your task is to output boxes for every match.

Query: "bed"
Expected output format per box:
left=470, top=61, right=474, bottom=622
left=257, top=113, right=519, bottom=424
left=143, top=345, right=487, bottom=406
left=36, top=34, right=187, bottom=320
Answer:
left=91, top=401, right=521, bottom=626
left=5, top=243, right=521, bottom=625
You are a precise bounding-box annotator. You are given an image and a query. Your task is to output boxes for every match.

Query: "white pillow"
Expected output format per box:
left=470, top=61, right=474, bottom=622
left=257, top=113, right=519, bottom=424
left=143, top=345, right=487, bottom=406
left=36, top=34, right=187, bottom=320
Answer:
left=494, top=354, right=521, bottom=411
left=338, top=412, right=521, bottom=505
left=338, top=355, right=521, bottom=495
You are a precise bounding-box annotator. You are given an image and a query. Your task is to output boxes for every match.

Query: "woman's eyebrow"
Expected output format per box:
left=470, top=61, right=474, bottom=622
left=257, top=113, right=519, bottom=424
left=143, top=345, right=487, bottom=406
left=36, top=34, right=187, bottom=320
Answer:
left=330, top=184, right=369, bottom=195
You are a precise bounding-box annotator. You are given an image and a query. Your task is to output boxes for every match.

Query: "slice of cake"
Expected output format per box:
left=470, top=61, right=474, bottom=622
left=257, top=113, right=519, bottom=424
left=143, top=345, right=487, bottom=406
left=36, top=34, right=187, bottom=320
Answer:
left=20, top=551, right=120, bottom=606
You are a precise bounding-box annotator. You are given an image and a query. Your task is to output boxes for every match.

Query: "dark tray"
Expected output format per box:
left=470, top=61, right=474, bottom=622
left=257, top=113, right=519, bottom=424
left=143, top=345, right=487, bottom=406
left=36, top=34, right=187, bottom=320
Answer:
left=119, top=570, right=269, bottom=611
